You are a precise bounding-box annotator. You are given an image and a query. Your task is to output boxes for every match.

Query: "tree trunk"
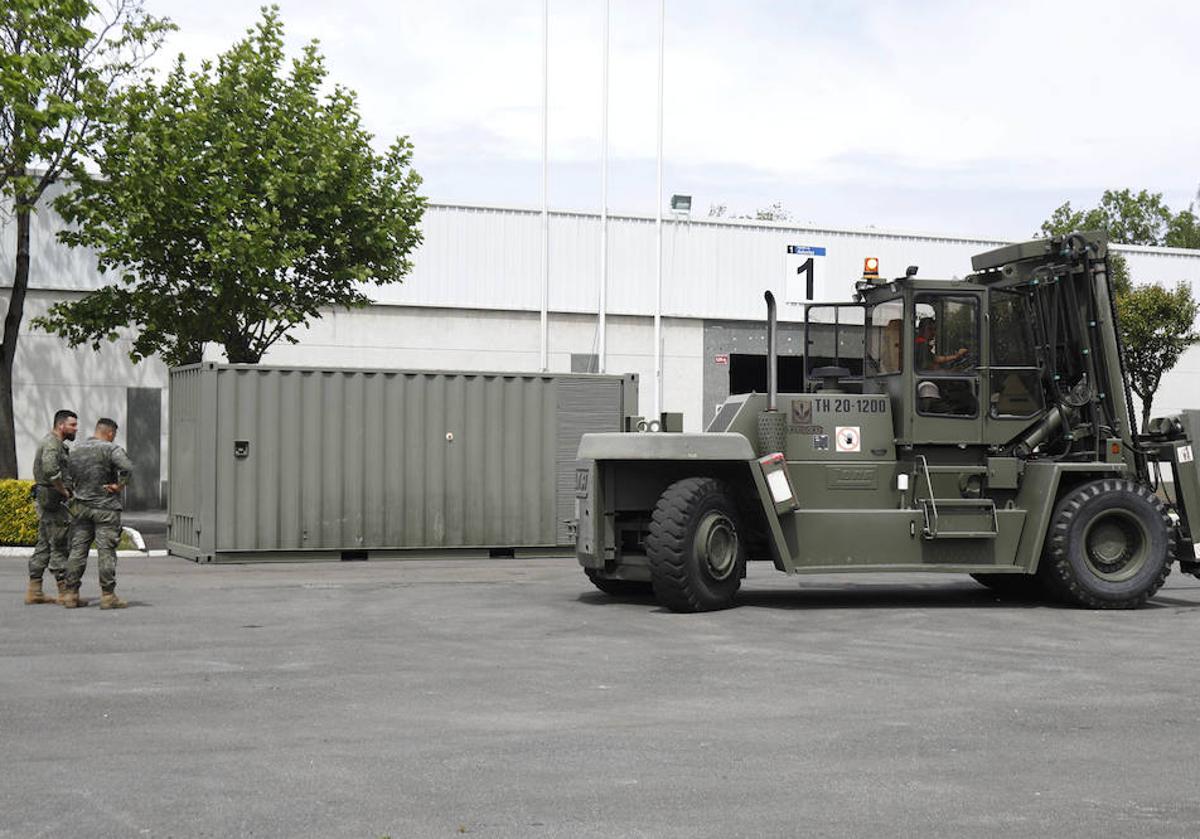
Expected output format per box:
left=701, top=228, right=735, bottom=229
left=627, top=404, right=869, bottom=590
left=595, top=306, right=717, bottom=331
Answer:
left=222, top=330, right=261, bottom=364
left=1141, top=395, right=1153, bottom=433
left=0, top=198, right=32, bottom=478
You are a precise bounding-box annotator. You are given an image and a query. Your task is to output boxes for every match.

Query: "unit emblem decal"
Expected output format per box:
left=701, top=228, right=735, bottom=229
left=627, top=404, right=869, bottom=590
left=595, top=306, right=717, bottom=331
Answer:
left=790, top=399, right=823, bottom=434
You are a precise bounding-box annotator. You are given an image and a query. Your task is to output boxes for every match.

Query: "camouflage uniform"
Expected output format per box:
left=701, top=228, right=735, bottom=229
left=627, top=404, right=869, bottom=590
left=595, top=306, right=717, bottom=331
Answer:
left=65, top=438, right=134, bottom=595
left=30, top=432, right=70, bottom=584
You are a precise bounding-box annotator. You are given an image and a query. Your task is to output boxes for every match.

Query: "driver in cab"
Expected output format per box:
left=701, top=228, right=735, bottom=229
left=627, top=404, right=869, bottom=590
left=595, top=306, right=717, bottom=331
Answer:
left=916, top=317, right=969, bottom=370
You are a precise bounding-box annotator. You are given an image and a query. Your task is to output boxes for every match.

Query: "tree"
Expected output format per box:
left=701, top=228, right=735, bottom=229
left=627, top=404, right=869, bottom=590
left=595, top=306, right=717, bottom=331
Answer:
left=1117, top=282, right=1200, bottom=428
left=1040, top=188, right=1200, bottom=427
left=36, top=5, right=425, bottom=367
left=747, top=201, right=792, bottom=222
left=0, top=0, right=170, bottom=478
left=1041, top=189, right=1173, bottom=246
left=1165, top=186, right=1200, bottom=249
left=707, top=201, right=793, bottom=222
left=1167, top=208, right=1200, bottom=250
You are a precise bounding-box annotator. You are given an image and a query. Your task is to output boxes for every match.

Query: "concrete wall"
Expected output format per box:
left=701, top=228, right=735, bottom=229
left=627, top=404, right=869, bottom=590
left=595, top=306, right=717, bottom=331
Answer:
left=8, top=292, right=169, bottom=491
left=261, top=306, right=705, bottom=430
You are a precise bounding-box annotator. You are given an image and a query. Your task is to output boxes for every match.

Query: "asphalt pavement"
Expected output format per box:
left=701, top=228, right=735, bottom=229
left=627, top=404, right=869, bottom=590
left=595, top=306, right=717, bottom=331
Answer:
left=5, top=555, right=1200, bottom=838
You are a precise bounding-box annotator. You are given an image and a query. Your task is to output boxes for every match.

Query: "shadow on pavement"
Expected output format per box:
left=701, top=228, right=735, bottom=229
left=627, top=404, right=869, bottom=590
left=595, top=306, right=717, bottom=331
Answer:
left=736, top=584, right=1054, bottom=611
left=577, top=581, right=1200, bottom=611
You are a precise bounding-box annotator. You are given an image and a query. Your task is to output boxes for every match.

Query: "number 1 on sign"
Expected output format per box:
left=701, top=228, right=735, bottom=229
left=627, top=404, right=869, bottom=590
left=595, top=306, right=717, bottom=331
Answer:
left=795, top=258, right=814, bottom=300
left=785, top=245, right=826, bottom=302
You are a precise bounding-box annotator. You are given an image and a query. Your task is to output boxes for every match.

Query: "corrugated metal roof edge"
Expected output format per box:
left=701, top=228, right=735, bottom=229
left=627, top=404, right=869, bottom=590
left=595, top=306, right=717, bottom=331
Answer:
left=427, top=200, right=1200, bottom=258
left=172, top=361, right=637, bottom=379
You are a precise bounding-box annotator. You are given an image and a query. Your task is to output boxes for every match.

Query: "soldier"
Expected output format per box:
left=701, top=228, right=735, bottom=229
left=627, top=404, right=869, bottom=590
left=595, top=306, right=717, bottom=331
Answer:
left=25, top=410, right=78, bottom=605
left=916, top=317, right=969, bottom=370
left=63, top=418, right=134, bottom=610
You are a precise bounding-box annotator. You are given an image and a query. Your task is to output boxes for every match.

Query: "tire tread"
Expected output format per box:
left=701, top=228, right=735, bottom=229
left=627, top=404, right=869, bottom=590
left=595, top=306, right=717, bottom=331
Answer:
left=645, top=477, right=742, bottom=612
left=1039, top=478, right=1174, bottom=609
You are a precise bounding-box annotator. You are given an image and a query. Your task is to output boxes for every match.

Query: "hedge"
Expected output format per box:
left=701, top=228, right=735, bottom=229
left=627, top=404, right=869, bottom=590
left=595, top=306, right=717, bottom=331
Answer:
left=0, top=480, right=39, bottom=546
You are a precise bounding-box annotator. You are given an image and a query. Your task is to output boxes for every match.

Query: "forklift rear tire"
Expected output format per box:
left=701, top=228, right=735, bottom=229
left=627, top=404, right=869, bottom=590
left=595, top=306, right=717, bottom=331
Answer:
left=584, top=569, right=654, bottom=598
left=1039, top=478, right=1174, bottom=609
left=646, top=477, right=745, bottom=612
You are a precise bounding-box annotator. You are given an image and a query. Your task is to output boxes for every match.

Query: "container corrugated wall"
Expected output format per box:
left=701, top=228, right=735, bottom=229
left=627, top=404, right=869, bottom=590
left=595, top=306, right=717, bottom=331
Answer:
left=168, top=363, right=635, bottom=561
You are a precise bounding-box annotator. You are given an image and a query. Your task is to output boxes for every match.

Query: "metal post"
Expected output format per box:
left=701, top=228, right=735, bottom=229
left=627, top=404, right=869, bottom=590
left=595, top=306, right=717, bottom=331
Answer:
left=765, top=291, right=778, bottom=411
left=653, top=0, right=664, bottom=417
left=598, top=0, right=610, bottom=374
left=539, top=0, right=550, bottom=372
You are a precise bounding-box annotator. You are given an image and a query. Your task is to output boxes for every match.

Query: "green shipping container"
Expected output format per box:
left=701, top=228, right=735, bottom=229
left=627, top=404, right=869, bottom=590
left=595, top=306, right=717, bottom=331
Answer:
left=168, top=363, right=637, bottom=562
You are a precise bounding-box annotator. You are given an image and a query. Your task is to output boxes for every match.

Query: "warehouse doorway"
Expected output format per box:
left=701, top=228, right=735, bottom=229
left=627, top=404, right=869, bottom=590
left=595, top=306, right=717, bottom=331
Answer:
left=125, top=386, right=162, bottom=510
left=728, top=354, right=804, bottom=395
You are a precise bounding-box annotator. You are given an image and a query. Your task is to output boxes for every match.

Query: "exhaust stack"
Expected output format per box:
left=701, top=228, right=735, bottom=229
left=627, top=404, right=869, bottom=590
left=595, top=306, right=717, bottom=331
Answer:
left=765, top=291, right=778, bottom=412
left=757, top=291, right=787, bottom=456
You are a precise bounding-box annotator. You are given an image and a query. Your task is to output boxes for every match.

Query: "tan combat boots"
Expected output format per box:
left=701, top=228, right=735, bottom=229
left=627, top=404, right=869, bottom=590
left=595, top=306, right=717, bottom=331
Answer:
left=22, top=578, right=57, bottom=605
left=61, top=589, right=91, bottom=608
left=99, top=592, right=128, bottom=610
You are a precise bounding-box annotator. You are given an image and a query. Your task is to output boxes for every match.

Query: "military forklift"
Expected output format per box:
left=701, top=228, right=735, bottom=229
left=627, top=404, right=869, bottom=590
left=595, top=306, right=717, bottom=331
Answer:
left=575, top=232, right=1200, bottom=611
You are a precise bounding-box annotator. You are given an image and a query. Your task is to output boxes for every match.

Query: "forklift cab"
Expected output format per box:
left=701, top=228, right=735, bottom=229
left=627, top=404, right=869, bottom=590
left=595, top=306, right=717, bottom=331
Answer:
left=863, top=278, right=1045, bottom=447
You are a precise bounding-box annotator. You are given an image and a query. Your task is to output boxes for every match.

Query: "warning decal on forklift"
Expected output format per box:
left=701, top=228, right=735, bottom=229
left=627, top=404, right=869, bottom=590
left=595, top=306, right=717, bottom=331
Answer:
left=1181, top=444, right=1194, bottom=464
left=835, top=426, right=861, bottom=453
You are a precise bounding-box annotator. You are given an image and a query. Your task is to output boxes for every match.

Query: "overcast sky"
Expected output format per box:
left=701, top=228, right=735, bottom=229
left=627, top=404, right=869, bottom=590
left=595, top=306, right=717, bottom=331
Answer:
left=146, top=0, right=1200, bottom=239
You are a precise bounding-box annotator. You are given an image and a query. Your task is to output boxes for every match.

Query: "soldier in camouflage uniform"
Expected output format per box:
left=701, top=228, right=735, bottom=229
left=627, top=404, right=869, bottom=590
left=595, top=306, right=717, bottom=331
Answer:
left=26, top=410, right=78, bottom=605
left=63, top=418, right=134, bottom=610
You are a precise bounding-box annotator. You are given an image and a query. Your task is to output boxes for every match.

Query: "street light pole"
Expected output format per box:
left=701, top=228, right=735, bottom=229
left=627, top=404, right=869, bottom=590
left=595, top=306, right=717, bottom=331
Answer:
left=539, top=0, right=550, bottom=372
left=598, top=0, right=610, bottom=374
left=653, top=0, right=664, bottom=418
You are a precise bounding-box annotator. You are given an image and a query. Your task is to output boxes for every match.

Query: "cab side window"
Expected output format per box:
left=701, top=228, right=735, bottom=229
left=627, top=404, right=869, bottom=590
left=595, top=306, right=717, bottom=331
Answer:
left=866, top=298, right=903, bottom=375
left=914, top=295, right=979, bottom=417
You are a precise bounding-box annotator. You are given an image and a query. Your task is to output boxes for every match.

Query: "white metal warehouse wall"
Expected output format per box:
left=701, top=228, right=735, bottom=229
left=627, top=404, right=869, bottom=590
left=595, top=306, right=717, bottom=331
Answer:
left=379, top=203, right=1200, bottom=321
left=3, top=193, right=1200, bottom=479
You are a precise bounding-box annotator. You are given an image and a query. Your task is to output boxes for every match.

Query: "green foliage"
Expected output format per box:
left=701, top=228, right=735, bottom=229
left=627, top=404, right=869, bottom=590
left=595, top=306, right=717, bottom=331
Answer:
left=1040, top=189, right=1174, bottom=248
left=0, top=0, right=171, bottom=203
left=36, top=5, right=426, bottom=367
left=0, top=479, right=39, bottom=545
left=1117, top=282, right=1200, bottom=427
left=1038, top=187, right=1196, bottom=292
left=1167, top=208, right=1200, bottom=250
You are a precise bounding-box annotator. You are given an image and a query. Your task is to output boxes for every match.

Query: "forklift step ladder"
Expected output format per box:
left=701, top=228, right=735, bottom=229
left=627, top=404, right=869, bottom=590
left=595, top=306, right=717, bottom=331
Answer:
left=915, top=456, right=999, bottom=539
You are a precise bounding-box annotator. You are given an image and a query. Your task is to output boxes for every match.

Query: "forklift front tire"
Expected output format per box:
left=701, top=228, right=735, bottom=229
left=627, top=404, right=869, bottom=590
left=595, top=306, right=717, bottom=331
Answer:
left=1039, top=478, right=1174, bottom=609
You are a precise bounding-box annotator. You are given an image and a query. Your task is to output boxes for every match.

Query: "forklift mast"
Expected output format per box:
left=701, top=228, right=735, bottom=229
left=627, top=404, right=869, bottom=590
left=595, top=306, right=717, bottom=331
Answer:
left=967, top=232, right=1142, bottom=476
